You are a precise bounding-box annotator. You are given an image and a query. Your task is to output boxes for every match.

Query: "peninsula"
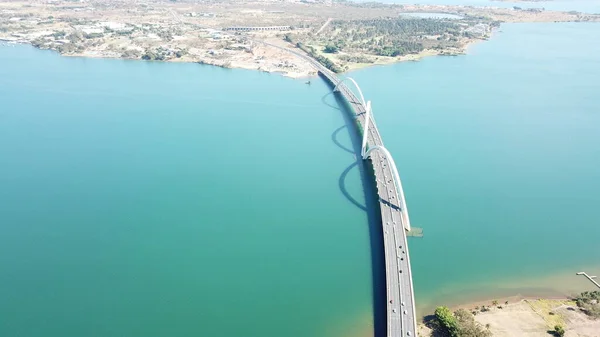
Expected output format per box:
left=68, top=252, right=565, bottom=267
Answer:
left=1, top=0, right=599, bottom=77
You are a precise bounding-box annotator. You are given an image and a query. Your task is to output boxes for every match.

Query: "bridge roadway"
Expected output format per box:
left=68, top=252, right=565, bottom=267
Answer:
left=323, top=72, right=418, bottom=337
left=255, top=42, right=418, bottom=337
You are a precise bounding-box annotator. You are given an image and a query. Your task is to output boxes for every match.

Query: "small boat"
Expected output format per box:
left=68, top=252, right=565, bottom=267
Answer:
left=305, top=80, right=311, bottom=85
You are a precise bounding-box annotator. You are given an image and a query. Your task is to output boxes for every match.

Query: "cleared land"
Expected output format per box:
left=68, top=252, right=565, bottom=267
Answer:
left=418, top=298, right=600, bottom=337
left=2, top=0, right=599, bottom=76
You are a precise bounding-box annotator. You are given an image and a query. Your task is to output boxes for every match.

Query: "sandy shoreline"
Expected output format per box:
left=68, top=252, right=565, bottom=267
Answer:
left=1, top=37, right=469, bottom=79
left=419, top=297, right=600, bottom=337
left=415, top=263, right=600, bottom=317
left=3, top=0, right=598, bottom=79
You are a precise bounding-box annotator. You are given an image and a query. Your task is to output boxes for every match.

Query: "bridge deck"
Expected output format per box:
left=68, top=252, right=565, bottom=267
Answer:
left=318, top=71, right=417, bottom=337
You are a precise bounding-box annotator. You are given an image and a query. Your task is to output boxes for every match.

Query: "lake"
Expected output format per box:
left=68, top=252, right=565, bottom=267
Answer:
left=1, top=21, right=599, bottom=337
left=347, top=22, right=600, bottom=312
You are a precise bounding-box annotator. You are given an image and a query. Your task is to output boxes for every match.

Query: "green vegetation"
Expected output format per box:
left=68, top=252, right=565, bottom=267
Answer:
left=283, top=34, right=342, bottom=72
left=323, top=44, right=339, bottom=53
left=282, top=16, right=496, bottom=70
left=434, top=306, right=492, bottom=337
left=56, top=43, right=84, bottom=54
left=454, top=308, right=492, bottom=337
left=553, top=324, right=566, bottom=337
left=142, top=50, right=165, bottom=61
left=121, top=48, right=140, bottom=58
left=84, top=32, right=104, bottom=39
left=336, top=54, right=374, bottom=64
left=175, top=49, right=187, bottom=58
left=435, top=306, right=459, bottom=336
left=52, top=31, right=66, bottom=39
left=295, top=42, right=342, bottom=73
left=67, top=31, right=85, bottom=43
left=574, top=291, right=600, bottom=318
left=316, top=17, right=466, bottom=57
left=140, top=47, right=186, bottom=61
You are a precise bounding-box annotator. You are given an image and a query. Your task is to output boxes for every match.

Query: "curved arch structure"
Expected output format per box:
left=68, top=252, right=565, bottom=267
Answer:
left=365, top=145, right=412, bottom=232
left=361, top=101, right=372, bottom=158
left=333, top=77, right=367, bottom=108
left=333, top=77, right=372, bottom=160
left=318, top=69, right=417, bottom=336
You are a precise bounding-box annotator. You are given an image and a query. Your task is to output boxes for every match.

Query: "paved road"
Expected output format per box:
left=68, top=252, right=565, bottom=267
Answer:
left=318, top=71, right=418, bottom=337
left=316, top=18, right=333, bottom=35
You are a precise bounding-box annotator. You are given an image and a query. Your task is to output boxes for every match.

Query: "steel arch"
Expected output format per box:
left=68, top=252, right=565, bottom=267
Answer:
left=364, top=145, right=412, bottom=231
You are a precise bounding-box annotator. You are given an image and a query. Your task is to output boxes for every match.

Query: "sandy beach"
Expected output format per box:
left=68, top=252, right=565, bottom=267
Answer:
left=419, top=297, right=600, bottom=337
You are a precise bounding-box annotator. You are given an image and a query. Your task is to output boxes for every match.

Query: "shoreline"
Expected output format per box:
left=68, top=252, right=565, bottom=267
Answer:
left=3, top=0, right=599, bottom=78
left=416, top=263, right=600, bottom=319
left=0, top=37, right=479, bottom=78
left=418, top=296, right=600, bottom=337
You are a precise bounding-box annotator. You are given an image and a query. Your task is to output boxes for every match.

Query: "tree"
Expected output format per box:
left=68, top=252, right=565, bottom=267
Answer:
left=435, top=306, right=459, bottom=337
left=175, top=49, right=187, bottom=58
left=323, top=44, right=339, bottom=53
left=455, top=308, right=492, bottom=337
left=141, top=51, right=156, bottom=60
left=68, top=30, right=84, bottom=43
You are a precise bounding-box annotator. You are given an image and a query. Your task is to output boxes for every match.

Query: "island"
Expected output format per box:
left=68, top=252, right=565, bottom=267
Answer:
left=2, top=0, right=600, bottom=77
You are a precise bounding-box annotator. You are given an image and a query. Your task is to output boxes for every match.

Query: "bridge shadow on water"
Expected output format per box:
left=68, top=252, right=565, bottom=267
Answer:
left=323, top=91, right=386, bottom=337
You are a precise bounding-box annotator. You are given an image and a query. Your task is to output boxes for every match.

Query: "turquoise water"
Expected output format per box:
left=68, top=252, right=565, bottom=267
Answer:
left=1, top=22, right=600, bottom=337
left=348, top=22, right=600, bottom=310
left=0, top=47, right=377, bottom=337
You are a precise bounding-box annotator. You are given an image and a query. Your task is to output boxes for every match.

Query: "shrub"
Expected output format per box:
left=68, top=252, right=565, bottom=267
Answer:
left=455, top=308, right=492, bottom=337
left=323, top=44, right=339, bottom=53
left=554, top=324, right=565, bottom=337
left=574, top=291, right=600, bottom=318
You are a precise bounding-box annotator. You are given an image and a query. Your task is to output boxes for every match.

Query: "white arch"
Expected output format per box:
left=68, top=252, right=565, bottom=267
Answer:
left=361, top=100, right=372, bottom=159
left=365, top=146, right=412, bottom=231
left=333, top=77, right=367, bottom=108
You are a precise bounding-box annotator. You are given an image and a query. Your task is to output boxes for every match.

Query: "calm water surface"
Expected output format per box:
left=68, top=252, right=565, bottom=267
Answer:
left=1, top=21, right=600, bottom=336
left=0, top=46, right=376, bottom=337
left=348, top=22, right=600, bottom=311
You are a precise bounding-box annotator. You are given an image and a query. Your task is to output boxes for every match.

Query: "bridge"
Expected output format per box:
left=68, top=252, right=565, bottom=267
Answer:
left=320, top=71, right=418, bottom=337
left=251, top=41, right=418, bottom=336
left=223, top=26, right=291, bottom=31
